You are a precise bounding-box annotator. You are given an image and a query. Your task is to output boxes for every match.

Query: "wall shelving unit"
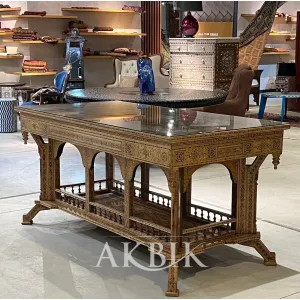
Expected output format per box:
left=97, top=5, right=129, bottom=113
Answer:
left=0, top=14, right=77, bottom=19
left=5, top=71, right=57, bottom=76
left=0, top=55, right=24, bottom=59
left=3, top=39, right=66, bottom=44
left=61, top=8, right=139, bottom=13
left=262, top=51, right=292, bottom=55
left=0, top=5, right=143, bottom=83
left=240, top=9, right=297, bottom=92
left=0, top=32, right=13, bottom=35
left=81, top=32, right=146, bottom=36
left=84, top=56, right=113, bottom=59
left=0, top=7, right=21, bottom=12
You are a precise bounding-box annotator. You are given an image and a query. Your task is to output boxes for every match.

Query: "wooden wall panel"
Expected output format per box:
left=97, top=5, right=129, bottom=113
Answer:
left=296, top=11, right=300, bottom=92
left=142, top=1, right=162, bottom=56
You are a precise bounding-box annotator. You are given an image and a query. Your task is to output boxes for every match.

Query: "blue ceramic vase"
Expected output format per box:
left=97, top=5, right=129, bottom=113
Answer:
left=137, top=58, right=155, bottom=94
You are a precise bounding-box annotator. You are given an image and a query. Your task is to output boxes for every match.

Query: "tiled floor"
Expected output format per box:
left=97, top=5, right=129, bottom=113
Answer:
left=1, top=100, right=300, bottom=298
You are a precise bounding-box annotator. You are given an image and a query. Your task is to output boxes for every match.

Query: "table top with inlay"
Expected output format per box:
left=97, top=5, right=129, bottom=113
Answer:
left=65, top=87, right=228, bottom=108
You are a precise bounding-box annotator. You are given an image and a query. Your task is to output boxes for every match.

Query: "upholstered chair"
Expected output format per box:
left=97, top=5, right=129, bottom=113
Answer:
left=105, top=54, right=169, bottom=88
left=21, top=70, right=70, bottom=144
left=200, top=64, right=254, bottom=117
left=22, top=70, right=70, bottom=105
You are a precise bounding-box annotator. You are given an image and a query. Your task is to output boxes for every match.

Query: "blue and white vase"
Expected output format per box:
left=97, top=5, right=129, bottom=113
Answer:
left=137, top=58, right=155, bottom=94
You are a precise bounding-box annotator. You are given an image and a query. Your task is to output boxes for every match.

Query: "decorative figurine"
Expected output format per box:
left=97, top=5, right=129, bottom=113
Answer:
left=137, top=57, right=155, bottom=94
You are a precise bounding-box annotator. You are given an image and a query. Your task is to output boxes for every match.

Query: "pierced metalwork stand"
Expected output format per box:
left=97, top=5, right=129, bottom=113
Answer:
left=65, top=28, right=85, bottom=90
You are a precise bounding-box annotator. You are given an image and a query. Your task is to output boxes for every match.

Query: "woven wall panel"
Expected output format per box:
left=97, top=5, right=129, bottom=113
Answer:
left=142, top=1, right=162, bottom=56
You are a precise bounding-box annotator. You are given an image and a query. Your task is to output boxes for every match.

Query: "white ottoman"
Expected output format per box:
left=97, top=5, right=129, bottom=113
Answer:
left=0, top=98, right=17, bottom=133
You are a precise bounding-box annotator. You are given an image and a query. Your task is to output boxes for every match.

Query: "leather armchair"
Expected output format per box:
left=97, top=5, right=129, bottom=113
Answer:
left=105, top=54, right=169, bottom=88
left=200, top=64, right=254, bottom=117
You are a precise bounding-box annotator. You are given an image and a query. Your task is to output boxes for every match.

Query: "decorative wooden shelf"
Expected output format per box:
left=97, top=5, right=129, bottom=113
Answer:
left=0, top=55, right=24, bottom=59
left=0, top=7, right=21, bottom=12
left=262, top=51, right=292, bottom=55
left=269, top=33, right=296, bottom=36
left=5, top=71, right=56, bottom=76
left=286, top=37, right=296, bottom=41
left=84, top=56, right=112, bottom=59
left=0, top=14, right=77, bottom=19
left=241, top=13, right=296, bottom=19
left=0, top=31, right=13, bottom=36
left=3, top=39, right=65, bottom=44
left=81, top=32, right=146, bottom=36
left=61, top=8, right=139, bottom=13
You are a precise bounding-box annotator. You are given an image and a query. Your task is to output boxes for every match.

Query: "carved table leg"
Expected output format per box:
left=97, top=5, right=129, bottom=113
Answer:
left=22, top=136, right=62, bottom=225
left=166, top=262, right=179, bottom=297
left=236, top=156, right=277, bottom=266
left=76, top=146, right=98, bottom=213
left=106, top=153, right=114, bottom=191
left=164, top=167, right=181, bottom=297
left=116, top=156, right=140, bottom=228
left=22, top=131, right=29, bottom=144
left=141, top=163, right=150, bottom=201
left=241, top=240, right=276, bottom=266
left=22, top=201, right=49, bottom=225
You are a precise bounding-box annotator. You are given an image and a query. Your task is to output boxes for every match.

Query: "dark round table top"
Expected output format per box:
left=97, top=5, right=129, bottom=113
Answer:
left=65, top=87, right=227, bottom=108
left=0, top=82, right=25, bottom=88
left=14, top=85, right=42, bottom=91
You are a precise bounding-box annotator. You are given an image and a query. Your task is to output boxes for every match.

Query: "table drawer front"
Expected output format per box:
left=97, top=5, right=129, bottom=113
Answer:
left=171, top=69, right=213, bottom=81
left=171, top=54, right=214, bottom=68
left=187, top=42, right=215, bottom=53
left=169, top=40, right=188, bottom=52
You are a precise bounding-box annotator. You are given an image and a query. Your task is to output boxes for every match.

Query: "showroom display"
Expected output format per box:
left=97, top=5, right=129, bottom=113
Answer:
left=17, top=101, right=289, bottom=296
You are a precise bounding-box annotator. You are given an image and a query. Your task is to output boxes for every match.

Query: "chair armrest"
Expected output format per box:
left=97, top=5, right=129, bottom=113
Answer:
left=161, top=68, right=169, bottom=76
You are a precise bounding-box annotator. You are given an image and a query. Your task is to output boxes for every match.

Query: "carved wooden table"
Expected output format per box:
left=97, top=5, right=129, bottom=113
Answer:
left=17, top=102, right=289, bottom=297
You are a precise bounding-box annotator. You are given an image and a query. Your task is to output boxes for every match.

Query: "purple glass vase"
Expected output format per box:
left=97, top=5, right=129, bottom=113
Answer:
left=181, top=11, right=199, bottom=38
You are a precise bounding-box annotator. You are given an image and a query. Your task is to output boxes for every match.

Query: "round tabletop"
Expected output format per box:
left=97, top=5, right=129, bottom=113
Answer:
left=0, top=82, right=25, bottom=88
left=14, top=85, right=41, bottom=91
left=262, top=91, right=300, bottom=98
left=65, top=87, right=227, bottom=108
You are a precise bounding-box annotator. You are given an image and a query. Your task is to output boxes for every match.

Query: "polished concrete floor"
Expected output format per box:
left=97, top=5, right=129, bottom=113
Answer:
left=1, top=100, right=300, bottom=298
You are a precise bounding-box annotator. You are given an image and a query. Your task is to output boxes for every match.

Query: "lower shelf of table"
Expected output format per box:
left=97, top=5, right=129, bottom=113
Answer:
left=38, top=179, right=259, bottom=257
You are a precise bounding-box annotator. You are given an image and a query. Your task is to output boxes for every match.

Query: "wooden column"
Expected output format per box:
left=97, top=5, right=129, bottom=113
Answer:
left=288, top=11, right=300, bottom=111
left=296, top=11, right=300, bottom=92
left=142, top=1, right=162, bottom=56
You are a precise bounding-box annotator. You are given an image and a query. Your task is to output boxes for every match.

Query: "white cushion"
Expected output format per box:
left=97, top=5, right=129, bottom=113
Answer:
left=120, top=60, right=138, bottom=77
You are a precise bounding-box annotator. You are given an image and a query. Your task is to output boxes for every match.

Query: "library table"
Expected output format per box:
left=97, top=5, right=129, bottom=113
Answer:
left=17, top=102, right=289, bottom=297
